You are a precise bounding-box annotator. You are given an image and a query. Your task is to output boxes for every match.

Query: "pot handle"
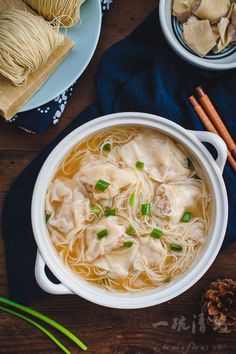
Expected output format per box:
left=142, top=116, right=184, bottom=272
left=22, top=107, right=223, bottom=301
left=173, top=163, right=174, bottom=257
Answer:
left=35, top=250, right=73, bottom=295
left=189, top=130, right=227, bottom=173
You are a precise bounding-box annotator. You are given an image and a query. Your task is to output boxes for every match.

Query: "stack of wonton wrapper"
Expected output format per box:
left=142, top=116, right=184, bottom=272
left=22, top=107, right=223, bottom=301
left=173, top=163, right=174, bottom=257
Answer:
left=173, top=0, right=236, bottom=57
left=0, top=0, right=75, bottom=120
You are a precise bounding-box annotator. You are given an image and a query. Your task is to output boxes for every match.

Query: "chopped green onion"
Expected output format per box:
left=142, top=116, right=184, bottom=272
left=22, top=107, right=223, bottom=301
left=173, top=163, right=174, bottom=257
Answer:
left=90, top=204, right=102, bottom=216
left=0, top=297, right=87, bottom=351
left=126, top=225, right=135, bottom=235
left=123, top=241, right=133, bottom=248
left=136, top=161, right=144, bottom=169
left=0, top=305, right=70, bottom=354
left=170, top=244, right=183, bottom=252
left=95, top=179, right=110, bottom=192
left=164, top=277, right=171, bottom=284
left=129, top=192, right=135, bottom=206
left=105, top=209, right=116, bottom=217
left=141, top=203, right=151, bottom=216
left=181, top=211, right=192, bottom=222
left=150, top=228, right=164, bottom=239
left=97, top=229, right=108, bottom=240
left=45, top=211, right=51, bottom=223
left=102, top=143, right=111, bottom=152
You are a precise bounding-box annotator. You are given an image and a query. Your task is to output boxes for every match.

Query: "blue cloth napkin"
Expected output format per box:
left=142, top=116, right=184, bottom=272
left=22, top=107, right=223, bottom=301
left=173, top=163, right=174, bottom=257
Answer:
left=1, top=0, right=113, bottom=134
left=2, top=7, right=236, bottom=303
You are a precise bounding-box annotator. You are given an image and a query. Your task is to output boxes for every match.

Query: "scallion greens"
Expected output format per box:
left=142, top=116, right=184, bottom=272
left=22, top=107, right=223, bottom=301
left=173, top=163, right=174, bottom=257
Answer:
left=170, top=244, right=183, bottom=252
left=90, top=204, right=102, bottom=216
left=95, top=179, right=110, bottom=192
left=123, top=241, right=133, bottom=248
left=181, top=212, right=192, bottom=222
left=102, top=143, right=111, bottom=152
left=126, top=225, right=135, bottom=235
left=97, top=229, right=108, bottom=239
left=129, top=192, right=135, bottom=206
left=0, top=297, right=87, bottom=351
left=150, top=228, right=163, bottom=239
left=45, top=211, right=51, bottom=223
left=135, top=161, right=144, bottom=169
left=141, top=203, right=151, bottom=216
left=105, top=209, right=116, bottom=217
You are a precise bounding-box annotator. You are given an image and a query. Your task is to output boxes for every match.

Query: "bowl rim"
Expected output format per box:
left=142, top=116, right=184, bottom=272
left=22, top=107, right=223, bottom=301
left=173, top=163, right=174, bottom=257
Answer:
left=31, top=112, right=228, bottom=309
left=159, top=0, right=236, bottom=70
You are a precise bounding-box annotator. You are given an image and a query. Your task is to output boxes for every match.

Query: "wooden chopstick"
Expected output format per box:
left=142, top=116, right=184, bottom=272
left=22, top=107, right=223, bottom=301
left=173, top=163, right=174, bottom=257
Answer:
left=189, top=95, right=236, bottom=172
left=195, top=86, right=236, bottom=160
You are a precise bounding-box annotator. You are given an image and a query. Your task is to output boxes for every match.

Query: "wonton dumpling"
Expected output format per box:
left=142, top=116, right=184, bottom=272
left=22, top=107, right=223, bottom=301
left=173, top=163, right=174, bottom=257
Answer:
left=93, top=240, right=139, bottom=279
left=192, top=0, right=230, bottom=24
left=93, top=234, right=166, bottom=280
left=187, top=220, right=206, bottom=242
left=120, top=131, right=189, bottom=182
left=84, top=217, right=126, bottom=262
left=49, top=228, right=66, bottom=244
left=48, top=178, right=90, bottom=234
left=153, top=182, right=202, bottom=223
left=50, top=178, right=74, bottom=203
left=183, top=18, right=217, bottom=56
left=133, top=236, right=166, bottom=271
left=75, top=160, right=137, bottom=199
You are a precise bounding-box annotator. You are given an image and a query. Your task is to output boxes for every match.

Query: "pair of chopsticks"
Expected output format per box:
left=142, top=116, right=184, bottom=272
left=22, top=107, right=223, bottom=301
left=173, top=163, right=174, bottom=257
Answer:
left=189, top=86, right=236, bottom=172
left=0, top=297, right=87, bottom=353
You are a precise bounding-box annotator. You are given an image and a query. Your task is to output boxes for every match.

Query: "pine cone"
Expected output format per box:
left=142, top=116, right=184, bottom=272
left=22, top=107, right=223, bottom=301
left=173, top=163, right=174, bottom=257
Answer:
left=201, top=279, right=236, bottom=333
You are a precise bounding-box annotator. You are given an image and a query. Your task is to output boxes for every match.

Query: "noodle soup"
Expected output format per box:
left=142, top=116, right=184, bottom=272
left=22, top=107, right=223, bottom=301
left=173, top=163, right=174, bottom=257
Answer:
left=45, top=127, right=212, bottom=292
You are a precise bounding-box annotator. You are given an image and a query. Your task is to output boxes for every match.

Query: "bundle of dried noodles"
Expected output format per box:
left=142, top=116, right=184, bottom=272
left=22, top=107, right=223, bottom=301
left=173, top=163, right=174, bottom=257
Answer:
left=0, top=9, right=64, bottom=86
left=25, top=0, right=86, bottom=27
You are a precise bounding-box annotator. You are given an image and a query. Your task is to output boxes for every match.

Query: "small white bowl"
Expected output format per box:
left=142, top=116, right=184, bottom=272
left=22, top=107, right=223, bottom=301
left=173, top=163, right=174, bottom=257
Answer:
left=32, top=112, right=228, bottom=309
left=159, top=0, right=236, bottom=70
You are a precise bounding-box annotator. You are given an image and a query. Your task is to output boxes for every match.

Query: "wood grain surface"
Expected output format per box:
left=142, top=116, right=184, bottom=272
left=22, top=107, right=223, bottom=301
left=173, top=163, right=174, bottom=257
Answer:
left=0, top=1, right=235, bottom=353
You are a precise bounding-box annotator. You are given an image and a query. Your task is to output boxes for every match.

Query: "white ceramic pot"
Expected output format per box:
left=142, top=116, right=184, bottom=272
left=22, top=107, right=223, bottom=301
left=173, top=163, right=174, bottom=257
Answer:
left=32, top=112, right=228, bottom=309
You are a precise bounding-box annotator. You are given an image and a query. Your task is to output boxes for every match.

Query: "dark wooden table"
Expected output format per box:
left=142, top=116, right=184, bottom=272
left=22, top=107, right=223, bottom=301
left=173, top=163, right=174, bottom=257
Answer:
left=0, top=1, right=235, bottom=353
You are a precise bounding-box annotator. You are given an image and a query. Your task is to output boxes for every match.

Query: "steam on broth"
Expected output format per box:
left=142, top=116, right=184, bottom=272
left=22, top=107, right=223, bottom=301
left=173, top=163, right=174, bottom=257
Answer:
left=45, top=126, right=212, bottom=292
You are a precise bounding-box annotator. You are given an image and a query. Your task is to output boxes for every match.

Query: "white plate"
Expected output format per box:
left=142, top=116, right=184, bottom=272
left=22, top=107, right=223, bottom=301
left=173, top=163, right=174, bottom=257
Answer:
left=20, top=0, right=102, bottom=112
